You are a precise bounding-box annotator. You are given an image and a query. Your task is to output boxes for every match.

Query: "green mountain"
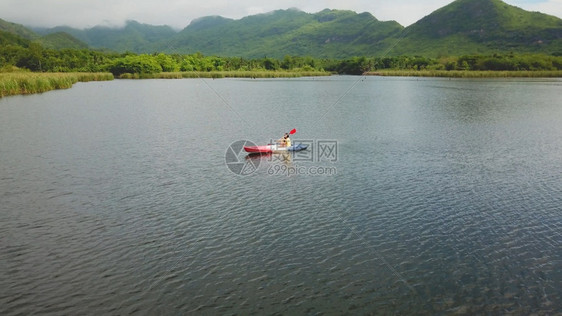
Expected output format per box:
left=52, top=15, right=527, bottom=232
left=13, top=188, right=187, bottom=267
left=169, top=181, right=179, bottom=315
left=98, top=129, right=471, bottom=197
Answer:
left=36, top=20, right=177, bottom=52
left=4, top=0, right=562, bottom=57
left=387, top=0, right=562, bottom=56
left=39, top=32, right=89, bottom=49
left=158, top=3, right=561, bottom=57
left=33, top=9, right=403, bottom=57
left=159, top=9, right=403, bottom=58
left=0, top=29, right=30, bottom=47
left=1, top=18, right=89, bottom=50
left=0, top=18, right=40, bottom=40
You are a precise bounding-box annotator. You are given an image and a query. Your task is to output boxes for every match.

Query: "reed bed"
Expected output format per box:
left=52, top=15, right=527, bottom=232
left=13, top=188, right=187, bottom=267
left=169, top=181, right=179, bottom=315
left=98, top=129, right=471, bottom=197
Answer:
left=119, top=70, right=331, bottom=79
left=365, top=70, right=562, bottom=78
left=0, top=72, right=114, bottom=98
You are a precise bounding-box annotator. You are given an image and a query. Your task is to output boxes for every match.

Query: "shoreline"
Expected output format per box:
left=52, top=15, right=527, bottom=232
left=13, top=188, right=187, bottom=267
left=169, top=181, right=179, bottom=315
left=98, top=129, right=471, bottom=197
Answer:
left=364, top=70, right=562, bottom=78
left=3, top=70, right=561, bottom=97
left=0, top=71, right=330, bottom=97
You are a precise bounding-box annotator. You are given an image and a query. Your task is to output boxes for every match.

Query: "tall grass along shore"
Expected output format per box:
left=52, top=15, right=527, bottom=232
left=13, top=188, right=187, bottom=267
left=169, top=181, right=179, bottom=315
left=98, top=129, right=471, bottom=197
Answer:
left=0, top=72, right=114, bottom=98
left=4, top=69, right=558, bottom=98
left=118, top=70, right=331, bottom=79
left=365, top=70, right=562, bottom=78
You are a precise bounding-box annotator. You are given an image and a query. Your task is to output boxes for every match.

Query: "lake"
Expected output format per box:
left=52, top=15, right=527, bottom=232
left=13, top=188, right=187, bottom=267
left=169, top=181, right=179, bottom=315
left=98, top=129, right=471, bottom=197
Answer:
left=1, top=76, right=561, bottom=314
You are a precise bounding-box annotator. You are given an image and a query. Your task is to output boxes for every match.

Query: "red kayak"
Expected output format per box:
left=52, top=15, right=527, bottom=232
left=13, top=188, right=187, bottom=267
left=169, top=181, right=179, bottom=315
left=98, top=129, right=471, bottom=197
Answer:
left=244, top=129, right=305, bottom=154
left=243, top=145, right=274, bottom=153
left=244, top=143, right=308, bottom=153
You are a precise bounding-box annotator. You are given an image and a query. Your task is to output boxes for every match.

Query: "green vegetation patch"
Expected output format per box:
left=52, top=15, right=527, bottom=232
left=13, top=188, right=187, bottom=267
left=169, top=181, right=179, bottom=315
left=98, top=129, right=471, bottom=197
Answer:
left=0, top=72, right=113, bottom=97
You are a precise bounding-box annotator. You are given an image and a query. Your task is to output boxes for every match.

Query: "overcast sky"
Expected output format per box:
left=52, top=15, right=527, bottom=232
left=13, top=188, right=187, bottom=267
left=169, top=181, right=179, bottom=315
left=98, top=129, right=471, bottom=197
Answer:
left=1, top=0, right=560, bottom=30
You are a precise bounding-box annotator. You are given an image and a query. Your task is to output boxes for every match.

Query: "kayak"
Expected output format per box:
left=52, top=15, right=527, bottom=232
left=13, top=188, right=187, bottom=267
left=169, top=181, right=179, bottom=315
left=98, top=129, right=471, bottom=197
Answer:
left=244, top=143, right=308, bottom=153
left=243, top=145, right=274, bottom=153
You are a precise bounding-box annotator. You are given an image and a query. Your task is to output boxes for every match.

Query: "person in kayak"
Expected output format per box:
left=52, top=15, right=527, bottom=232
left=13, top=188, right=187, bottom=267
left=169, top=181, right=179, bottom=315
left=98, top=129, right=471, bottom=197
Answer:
left=285, top=133, right=291, bottom=147
left=277, top=133, right=291, bottom=147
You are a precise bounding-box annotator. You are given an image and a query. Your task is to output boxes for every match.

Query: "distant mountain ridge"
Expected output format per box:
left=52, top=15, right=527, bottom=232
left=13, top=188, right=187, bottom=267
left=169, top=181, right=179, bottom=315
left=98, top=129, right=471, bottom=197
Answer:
left=161, top=9, right=403, bottom=58
left=4, top=0, right=562, bottom=57
left=34, top=20, right=176, bottom=52
left=1, top=18, right=88, bottom=49
left=0, top=18, right=39, bottom=40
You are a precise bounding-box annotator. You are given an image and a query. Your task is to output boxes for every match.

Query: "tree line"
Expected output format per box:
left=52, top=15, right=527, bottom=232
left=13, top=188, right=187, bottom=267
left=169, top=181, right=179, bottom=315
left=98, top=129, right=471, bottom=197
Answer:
left=0, top=42, right=327, bottom=74
left=1, top=40, right=561, bottom=75
left=328, top=54, right=562, bottom=74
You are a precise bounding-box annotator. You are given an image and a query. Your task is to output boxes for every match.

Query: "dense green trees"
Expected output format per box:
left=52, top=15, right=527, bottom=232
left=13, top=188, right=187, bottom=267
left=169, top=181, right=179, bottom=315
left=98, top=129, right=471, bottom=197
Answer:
left=0, top=42, right=327, bottom=75
left=324, top=54, right=562, bottom=74
left=455, top=54, right=562, bottom=71
left=1, top=36, right=561, bottom=75
left=108, top=55, right=163, bottom=76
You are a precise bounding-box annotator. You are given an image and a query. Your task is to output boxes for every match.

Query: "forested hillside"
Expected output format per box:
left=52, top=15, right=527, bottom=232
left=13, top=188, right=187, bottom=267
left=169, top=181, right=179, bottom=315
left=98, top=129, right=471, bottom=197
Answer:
left=387, top=0, right=562, bottom=56
left=30, top=1, right=562, bottom=57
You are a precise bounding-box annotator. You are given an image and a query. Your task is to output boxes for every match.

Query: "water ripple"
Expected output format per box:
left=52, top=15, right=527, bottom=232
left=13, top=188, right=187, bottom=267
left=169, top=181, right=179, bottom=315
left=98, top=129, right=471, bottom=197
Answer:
left=2, top=78, right=562, bottom=315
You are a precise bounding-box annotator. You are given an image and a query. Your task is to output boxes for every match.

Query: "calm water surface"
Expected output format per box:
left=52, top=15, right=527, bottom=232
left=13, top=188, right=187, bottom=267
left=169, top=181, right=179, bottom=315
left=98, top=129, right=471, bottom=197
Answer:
left=1, top=76, right=561, bottom=314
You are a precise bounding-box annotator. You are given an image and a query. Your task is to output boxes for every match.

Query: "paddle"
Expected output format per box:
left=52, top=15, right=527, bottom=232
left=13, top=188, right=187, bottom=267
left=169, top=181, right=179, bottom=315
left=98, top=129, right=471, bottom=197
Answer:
left=269, top=129, right=296, bottom=145
left=287, top=128, right=296, bottom=148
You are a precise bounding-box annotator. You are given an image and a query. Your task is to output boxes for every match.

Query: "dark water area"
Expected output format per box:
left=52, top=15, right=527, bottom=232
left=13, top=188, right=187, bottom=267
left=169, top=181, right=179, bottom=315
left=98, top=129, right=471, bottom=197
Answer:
left=1, top=77, right=561, bottom=314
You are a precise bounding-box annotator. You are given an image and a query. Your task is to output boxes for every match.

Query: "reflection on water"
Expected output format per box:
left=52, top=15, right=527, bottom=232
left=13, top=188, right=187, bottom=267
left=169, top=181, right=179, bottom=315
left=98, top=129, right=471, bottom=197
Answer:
left=1, top=77, right=561, bottom=315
